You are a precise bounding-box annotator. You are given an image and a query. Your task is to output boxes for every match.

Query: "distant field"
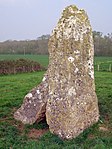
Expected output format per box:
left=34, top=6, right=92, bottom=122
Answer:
left=94, top=56, right=112, bottom=64
left=0, top=54, right=112, bottom=72
left=0, top=54, right=49, bottom=68
left=94, top=57, right=112, bottom=71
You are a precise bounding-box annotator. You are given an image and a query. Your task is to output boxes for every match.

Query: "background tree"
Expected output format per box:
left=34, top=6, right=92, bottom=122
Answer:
left=0, top=32, right=112, bottom=56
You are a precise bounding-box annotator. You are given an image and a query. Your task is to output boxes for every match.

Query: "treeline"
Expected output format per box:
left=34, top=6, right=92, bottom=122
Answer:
left=0, top=39, right=49, bottom=55
left=0, top=32, right=112, bottom=56
left=93, top=31, right=112, bottom=56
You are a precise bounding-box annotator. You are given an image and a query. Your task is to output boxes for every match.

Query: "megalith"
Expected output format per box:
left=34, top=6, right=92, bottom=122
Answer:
left=14, top=5, right=99, bottom=139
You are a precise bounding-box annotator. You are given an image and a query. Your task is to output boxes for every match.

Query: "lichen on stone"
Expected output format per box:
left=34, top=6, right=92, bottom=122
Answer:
left=14, top=5, right=99, bottom=140
left=25, top=93, right=33, bottom=98
left=36, top=90, right=40, bottom=94
left=68, top=56, right=75, bottom=63
left=47, top=5, right=99, bottom=139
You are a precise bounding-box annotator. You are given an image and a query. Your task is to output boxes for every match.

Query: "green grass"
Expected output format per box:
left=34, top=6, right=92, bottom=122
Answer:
left=0, top=71, right=112, bottom=149
left=0, top=71, right=45, bottom=107
left=0, top=55, right=112, bottom=148
left=94, top=57, right=112, bottom=64
left=94, top=57, right=112, bottom=72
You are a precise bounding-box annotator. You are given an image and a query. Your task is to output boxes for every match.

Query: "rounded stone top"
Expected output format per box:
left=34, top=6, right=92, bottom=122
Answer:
left=51, top=5, right=92, bottom=43
left=62, top=5, right=88, bottom=21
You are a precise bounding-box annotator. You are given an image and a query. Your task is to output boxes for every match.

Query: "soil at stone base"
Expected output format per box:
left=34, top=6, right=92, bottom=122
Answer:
left=28, top=128, right=49, bottom=139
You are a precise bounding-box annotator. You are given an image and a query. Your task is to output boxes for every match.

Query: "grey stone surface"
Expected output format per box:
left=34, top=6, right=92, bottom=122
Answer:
left=14, top=5, right=99, bottom=139
left=14, top=78, right=48, bottom=124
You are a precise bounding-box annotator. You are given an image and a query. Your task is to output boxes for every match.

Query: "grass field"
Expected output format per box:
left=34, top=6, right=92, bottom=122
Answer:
left=0, top=54, right=49, bottom=68
left=94, top=57, right=112, bottom=72
left=0, top=55, right=112, bottom=148
left=0, top=54, right=112, bottom=71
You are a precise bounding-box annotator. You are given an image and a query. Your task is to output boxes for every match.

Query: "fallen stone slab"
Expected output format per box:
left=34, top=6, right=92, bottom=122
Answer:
left=14, top=76, right=49, bottom=124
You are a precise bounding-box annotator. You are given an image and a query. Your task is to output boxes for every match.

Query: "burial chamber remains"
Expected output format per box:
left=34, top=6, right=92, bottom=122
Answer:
left=14, top=5, right=99, bottom=139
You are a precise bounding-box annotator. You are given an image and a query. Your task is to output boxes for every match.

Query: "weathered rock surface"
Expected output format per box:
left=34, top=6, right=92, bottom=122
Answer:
left=46, top=5, right=99, bottom=139
left=14, top=5, right=99, bottom=139
left=14, top=78, right=48, bottom=124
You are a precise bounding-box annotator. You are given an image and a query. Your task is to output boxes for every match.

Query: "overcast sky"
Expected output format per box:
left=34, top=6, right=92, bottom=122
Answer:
left=0, top=0, right=112, bottom=41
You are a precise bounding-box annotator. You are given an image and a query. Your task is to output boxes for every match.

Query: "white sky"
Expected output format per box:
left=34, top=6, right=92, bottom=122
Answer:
left=0, top=0, right=112, bottom=41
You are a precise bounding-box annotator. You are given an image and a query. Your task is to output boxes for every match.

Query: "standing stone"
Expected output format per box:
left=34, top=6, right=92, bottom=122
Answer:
left=46, top=5, right=99, bottom=139
left=14, top=5, right=99, bottom=139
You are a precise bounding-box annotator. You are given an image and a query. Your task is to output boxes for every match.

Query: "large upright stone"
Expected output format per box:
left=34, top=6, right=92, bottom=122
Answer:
left=46, top=5, right=99, bottom=139
left=14, top=5, right=99, bottom=139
